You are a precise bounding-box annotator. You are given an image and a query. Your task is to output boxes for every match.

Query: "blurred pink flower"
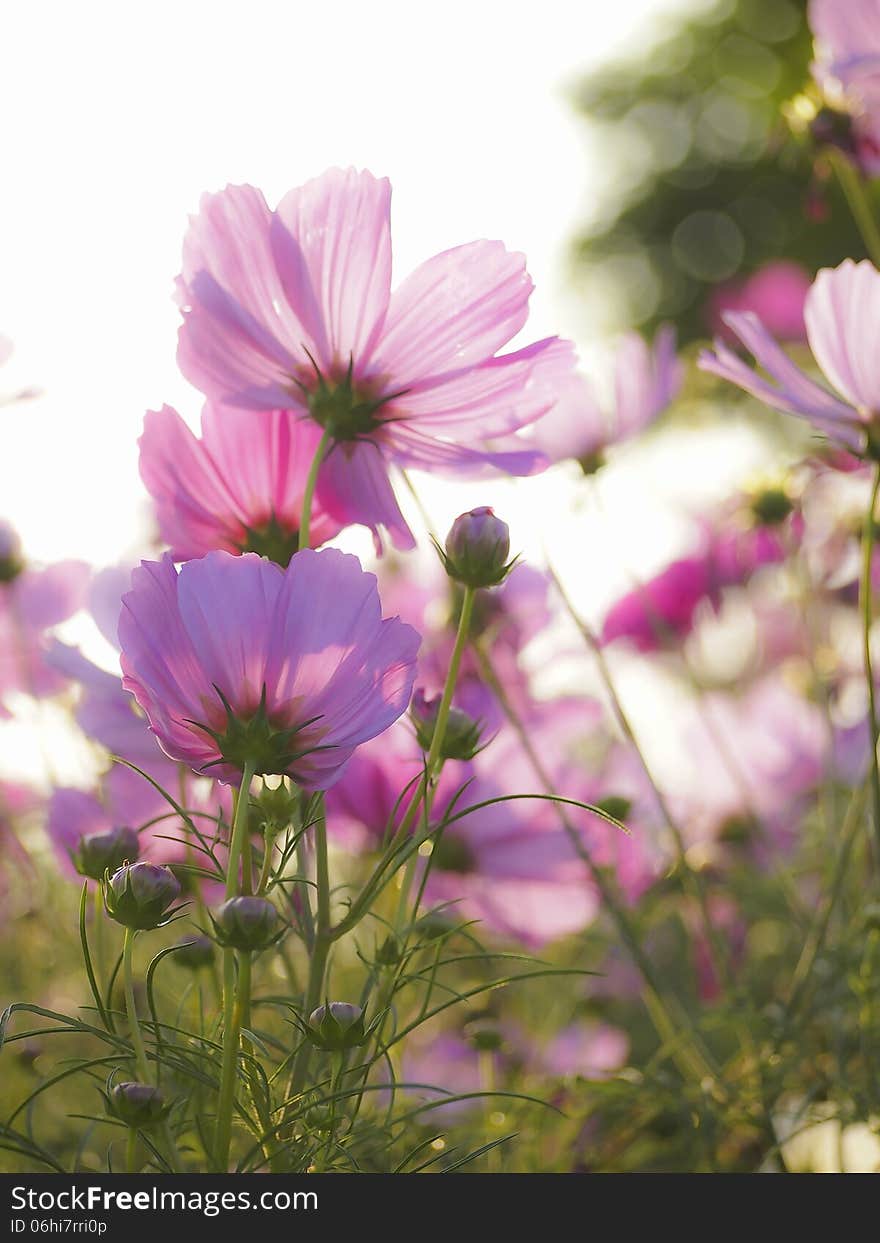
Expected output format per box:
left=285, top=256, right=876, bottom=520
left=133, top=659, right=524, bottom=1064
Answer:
left=0, top=522, right=89, bottom=714
left=706, top=262, right=810, bottom=343
left=601, top=555, right=720, bottom=651
left=177, top=167, right=575, bottom=550
left=47, top=769, right=229, bottom=892
left=119, top=549, right=420, bottom=787
left=529, top=325, right=681, bottom=466
left=699, top=260, right=880, bottom=455
left=810, top=0, right=880, bottom=173
left=538, top=1021, right=629, bottom=1079
left=139, top=403, right=341, bottom=563
left=675, top=677, right=828, bottom=857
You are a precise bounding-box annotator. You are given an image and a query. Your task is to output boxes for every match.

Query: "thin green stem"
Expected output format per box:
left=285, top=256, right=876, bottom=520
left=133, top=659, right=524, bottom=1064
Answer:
left=475, top=641, right=721, bottom=1090
left=828, top=147, right=880, bottom=268
left=257, top=835, right=275, bottom=895
left=862, top=463, right=880, bottom=858
left=546, top=562, right=732, bottom=990
left=215, top=947, right=240, bottom=1170
left=126, top=1127, right=139, bottom=1174
left=226, top=762, right=255, bottom=901
left=298, top=429, right=332, bottom=551
left=215, top=759, right=256, bottom=1170
left=785, top=780, right=869, bottom=1021
left=289, top=797, right=330, bottom=1096
left=122, top=928, right=150, bottom=1084
left=390, top=585, right=477, bottom=923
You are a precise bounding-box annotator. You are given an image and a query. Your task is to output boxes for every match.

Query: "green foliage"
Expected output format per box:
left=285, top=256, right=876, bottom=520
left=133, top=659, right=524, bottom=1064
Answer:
left=571, top=0, right=874, bottom=340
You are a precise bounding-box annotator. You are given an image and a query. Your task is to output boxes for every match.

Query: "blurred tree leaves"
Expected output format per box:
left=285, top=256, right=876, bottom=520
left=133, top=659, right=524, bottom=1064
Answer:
left=572, top=0, right=868, bottom=342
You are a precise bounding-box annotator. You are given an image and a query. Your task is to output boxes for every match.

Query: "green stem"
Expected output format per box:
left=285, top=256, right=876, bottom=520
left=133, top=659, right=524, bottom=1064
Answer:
left=546, top=563, right=732, bottom=990
left=784, top=780, right=869, bottom=1021
left=862, top=463, right=880, bottom=859
left=289, top=797, right=331, bottom=1096
left=126, top=1127, right=139, bottom=1174
left=298, top=429, right=332, bottom=551
left=828, top=147, right=880, bottom=268
left=122, top=928, right=150, bottom=1084
left=391, top=585, right=476, bottom=922
left=122, top=928, right=184, bottom=1172
left=214, top=759, right=256, bottom=1171
left=226, top=763, right=255, bottom=901
left=475, top=641, right=721, bottom=1090
left=257, top=834, right=275, bottom=895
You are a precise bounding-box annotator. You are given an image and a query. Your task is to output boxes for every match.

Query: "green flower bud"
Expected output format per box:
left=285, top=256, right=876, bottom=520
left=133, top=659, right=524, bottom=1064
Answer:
left=73, top=826, right=140, bottom=881
left=375, top=934, right=401, bottom=966
left=410, top=689, right=483, bottom=761
left=211, top=896, right=279, bottom=951
left=104, top=862, right=181, bottom=931
left=255, top=779, right=300, bottom=834
left=109, top=1081, right=167, bottom=1128
left=439, top=507, right=515, bottom=589
left=307, top=1002, right=368, bottom=1052
left=173, top=934, right=216, bottom=970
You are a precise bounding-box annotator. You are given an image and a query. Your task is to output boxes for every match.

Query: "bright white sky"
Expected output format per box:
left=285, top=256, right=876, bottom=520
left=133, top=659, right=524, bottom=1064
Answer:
left=0, top=0, right=780, bottom=789
left=0, top=0, right=744, bottom=570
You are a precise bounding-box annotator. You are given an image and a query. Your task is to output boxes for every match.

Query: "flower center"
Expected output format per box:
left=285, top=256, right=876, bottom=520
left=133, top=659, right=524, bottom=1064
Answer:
left=750, top=488, right=793, bottom=526
left=185, top=685, right=328, bottom=777
left=294, top=354, right=404, bottom=442
left=238, top=515, right=299, bottom=567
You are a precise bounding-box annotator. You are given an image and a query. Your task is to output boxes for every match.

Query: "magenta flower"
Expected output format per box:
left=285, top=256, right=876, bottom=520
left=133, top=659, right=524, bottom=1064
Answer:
left=139, top=403, right=341, bottom=563
left=176, top=167, right=575, bottom=550
left=119, top=548, right=420, bottom=787
left=601, top=555, right=720, bottom=652
left=529, top=325, right=681, bottom=466
left=699, top=260, right=880, bottom=455
left=706, top=262, right=810, bottom=343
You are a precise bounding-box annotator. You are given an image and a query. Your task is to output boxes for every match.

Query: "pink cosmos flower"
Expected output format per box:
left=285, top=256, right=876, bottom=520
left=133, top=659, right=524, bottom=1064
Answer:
left=810, top=0, right=880, bottom=173
left=139, top=403, right=341, bottom=563
left=529, top=325, right=682, bottom=466
left=176, top=168, right=575, bottom=550
left=707, top=262, right=810, bottom=343
left=119, top=548, right=420, bottom=787
left=0, top=522, right=89, bottom=714
left=699, top=260, right=880, bottom=455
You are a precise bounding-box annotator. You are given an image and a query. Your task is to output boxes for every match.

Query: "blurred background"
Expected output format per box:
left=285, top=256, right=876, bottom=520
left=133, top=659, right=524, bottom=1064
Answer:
left=0, top=0, right=851, bottom=781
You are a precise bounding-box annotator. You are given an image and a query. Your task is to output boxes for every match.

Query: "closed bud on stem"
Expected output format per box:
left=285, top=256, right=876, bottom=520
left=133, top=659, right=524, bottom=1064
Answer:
left=307, top=1001, right=368, bottom=1051
left=104, top=861, right=181, bottom=931
left=211, top=896, right=279, bottom=951
left=410, top=688, right=483, bottom=761
left=255, top=778, right=300, bottom=836
left=439, top=507, right=515, bottom=589
left=173, top=934, right=216, bottom=970
left=108, top=1081, right=167, bottom=1129
left=73, top=826, right=140, bottom=881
